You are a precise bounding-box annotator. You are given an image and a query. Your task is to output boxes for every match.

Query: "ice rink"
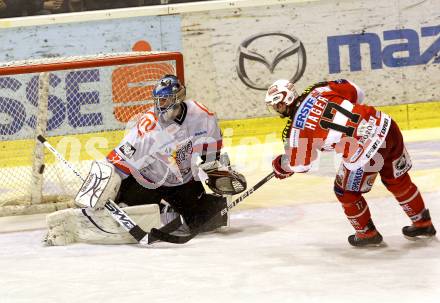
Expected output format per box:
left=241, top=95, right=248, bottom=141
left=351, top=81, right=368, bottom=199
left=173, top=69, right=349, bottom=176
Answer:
left=1, top=127, right=439, bottom=303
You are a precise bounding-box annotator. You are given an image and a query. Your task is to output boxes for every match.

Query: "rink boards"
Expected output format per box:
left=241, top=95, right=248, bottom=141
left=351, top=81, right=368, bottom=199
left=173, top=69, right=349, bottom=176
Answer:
left=0, top=0, right=439, bottom=121
left=2, top=100, right=440, bottom=169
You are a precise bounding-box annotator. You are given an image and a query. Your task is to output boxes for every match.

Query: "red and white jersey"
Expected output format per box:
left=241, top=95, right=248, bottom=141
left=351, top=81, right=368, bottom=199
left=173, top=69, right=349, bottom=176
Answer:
left=280, top=79, right=391, bottom=173
left=107, top=100, right=222, bottom=187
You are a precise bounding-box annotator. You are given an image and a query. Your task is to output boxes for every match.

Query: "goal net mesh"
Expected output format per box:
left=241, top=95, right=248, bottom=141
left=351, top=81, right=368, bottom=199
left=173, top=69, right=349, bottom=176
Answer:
left=0, top=51, right=184, bottom=216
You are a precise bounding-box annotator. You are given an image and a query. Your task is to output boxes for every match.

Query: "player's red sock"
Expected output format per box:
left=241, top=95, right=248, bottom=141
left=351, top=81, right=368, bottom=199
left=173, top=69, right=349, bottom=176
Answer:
left=336, top=191, right=373, bottom=233
left=383, top=173, right=427, bottom=223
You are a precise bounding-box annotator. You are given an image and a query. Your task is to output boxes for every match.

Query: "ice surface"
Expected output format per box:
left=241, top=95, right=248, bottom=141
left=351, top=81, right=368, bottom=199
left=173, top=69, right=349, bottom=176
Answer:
left=0, top=195, right=439, bottom=303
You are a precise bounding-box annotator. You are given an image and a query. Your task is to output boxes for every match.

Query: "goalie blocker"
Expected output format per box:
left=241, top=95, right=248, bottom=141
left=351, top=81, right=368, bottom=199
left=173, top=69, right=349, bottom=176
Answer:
left=75, top=161, right=122, bottom=209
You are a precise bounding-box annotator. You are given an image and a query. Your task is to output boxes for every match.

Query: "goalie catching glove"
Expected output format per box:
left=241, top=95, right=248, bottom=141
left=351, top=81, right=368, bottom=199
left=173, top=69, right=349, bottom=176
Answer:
left=205, top=168, right=247, bottom=195
left=198, top=154, right=247, bottom=195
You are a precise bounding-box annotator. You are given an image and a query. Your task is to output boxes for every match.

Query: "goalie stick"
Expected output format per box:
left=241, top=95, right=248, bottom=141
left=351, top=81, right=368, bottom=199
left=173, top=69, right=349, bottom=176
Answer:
left=149, top=171, right=275, bottom=244
left=36, top=135, right=182, bottom=245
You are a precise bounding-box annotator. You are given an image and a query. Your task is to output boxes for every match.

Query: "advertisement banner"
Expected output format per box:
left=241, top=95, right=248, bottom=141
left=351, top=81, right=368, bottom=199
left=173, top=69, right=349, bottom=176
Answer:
left=0, top=15, right=181, bottom=62
left=1, top=0, right=439, bottom=128
left=181, top=0, right=440, bottom=119
left=0, top=15, right=181, bottom=140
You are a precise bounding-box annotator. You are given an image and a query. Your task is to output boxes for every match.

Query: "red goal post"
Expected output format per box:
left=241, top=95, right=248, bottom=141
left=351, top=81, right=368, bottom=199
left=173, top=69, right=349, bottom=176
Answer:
left=0, top=51, right=184, bottom=216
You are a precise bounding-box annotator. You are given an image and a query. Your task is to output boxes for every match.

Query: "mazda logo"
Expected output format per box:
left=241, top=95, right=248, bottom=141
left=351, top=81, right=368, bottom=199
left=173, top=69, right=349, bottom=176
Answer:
left=236, top=32, right=307, bottom=90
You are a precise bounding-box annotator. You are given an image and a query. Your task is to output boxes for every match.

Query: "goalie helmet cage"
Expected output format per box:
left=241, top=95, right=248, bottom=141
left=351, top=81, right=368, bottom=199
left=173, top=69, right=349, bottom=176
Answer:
left=0, top=51, right=184, bottom=216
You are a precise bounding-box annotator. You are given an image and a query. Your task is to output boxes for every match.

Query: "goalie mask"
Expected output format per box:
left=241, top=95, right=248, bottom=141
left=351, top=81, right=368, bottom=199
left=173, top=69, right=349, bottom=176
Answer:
left=152, top=74, right=186, bottom=122
left=264, top=79, right=298, bottom=118
left=205, top=169, right=247, bottom=196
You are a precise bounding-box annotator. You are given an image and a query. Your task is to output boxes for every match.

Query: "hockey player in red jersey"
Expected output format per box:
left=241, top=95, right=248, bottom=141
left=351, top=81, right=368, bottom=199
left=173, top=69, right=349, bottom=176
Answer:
left=265, top=79, right=436, bottom=247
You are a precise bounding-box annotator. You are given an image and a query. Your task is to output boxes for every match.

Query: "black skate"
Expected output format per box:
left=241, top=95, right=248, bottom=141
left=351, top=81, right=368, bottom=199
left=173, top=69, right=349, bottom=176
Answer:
left=348, top=220, right=384, bottom=247
left=348, top=231, right=384, bottom=247
left=402, top=209, right=436, bottom=239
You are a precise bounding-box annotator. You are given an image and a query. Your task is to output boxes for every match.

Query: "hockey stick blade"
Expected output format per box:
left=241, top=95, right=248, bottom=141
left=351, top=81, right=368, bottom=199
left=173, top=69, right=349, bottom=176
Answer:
left=104, top=199, right=185, bottom=244
left=149, top=172, right=275, bottom=244
left=146, top=216, right=186, bottom=244
left=148, top=225, right=195, bottom=244
left=93, top=195, right=187, bottom=244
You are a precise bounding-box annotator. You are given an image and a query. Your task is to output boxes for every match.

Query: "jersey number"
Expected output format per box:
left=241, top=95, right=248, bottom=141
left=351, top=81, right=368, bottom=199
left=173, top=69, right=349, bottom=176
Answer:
left=319, top=102, right=360, bottom=137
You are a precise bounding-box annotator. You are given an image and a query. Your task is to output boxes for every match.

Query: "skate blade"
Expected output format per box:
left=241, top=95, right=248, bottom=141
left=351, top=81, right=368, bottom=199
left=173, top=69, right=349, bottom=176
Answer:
left=404, top=234, right=437, bottom=242
left=351, top=241, right=387, bottom=248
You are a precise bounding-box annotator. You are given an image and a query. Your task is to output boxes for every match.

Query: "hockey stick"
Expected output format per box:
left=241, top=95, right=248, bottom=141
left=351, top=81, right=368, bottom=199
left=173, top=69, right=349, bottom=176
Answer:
left=36, top=135, right=182, bottom=245
left=149, top=171, right=275, bottom=244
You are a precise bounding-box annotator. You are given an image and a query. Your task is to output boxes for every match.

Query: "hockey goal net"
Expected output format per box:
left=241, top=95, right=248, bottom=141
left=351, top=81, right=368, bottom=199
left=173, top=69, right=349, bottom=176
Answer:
left=0, top=51, right=184, bottom=216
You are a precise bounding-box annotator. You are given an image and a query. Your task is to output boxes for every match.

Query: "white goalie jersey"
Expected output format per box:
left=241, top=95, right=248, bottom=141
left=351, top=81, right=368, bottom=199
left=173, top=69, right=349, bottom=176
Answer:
left=106, top=100, right=222, bottom=188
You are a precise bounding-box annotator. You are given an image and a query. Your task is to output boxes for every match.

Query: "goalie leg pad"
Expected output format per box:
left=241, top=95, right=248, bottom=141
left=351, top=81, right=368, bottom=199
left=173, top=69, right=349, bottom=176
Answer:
left=44, top=204, right=160, bottom=246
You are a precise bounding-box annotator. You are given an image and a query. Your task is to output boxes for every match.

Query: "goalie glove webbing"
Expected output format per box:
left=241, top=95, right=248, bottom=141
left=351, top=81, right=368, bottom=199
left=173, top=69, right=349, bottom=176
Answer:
left=206, top=169, right=247, bottom=195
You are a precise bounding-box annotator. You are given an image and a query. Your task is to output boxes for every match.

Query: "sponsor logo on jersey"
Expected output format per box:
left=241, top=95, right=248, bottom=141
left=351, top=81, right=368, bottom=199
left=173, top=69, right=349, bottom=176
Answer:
left=392, top=148, right=412, bottom=178
left=365, top=116, right=390, bottom=158
left=137, top=112, right=158, bottom=137
left=365, top=139, right=381, bottom=158
left=289, top=128, right=300, bottom=148
left=174, top=140, right=193, bottom=166
left=379, top=116, right=389, bottom=137
left=107, top=150, right=123, bottom=164
left=119, top=142, right=136, bottom=159
left=349, top=146, right=364, bottom=163
left=347, top=167, right=364, bottom=192
left=395, top=155, right=407, bottom=170
left=293, top=96, right=317, bottom=129
left=335, top=166, right=345, bottom=188
left=357, top=117, right=377, bottom=144
left=194, top=130, right=207, bottom=136
left=360, top=173, right=377, bottom=193
left=334, top=185, right=344, bottom=196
